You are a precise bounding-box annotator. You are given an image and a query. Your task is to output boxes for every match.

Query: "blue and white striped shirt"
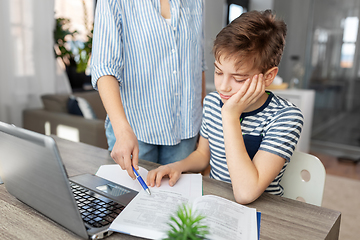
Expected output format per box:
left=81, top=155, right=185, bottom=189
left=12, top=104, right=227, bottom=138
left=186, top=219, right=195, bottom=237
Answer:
left=200, top=91, right=304, bottom=195
left=91, top=0, right=206, bottom=145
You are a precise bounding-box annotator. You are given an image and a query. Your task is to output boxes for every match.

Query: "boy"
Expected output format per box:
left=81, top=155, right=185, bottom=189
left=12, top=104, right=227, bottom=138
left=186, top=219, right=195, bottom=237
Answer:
left=146, top=10, right=304, bottom=204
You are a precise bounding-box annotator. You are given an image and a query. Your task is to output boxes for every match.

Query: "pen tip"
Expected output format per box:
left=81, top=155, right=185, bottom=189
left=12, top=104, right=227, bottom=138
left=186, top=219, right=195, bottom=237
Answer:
left=146, top=188, right=151, bottom=195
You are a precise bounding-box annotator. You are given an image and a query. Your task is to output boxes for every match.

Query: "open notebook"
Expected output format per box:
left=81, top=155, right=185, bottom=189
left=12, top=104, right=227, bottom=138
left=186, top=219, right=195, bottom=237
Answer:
left=96, top=164, right=259, bottom=240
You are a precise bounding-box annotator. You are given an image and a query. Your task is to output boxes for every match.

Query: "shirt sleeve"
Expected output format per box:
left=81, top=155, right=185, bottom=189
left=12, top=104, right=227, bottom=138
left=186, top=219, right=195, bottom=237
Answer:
left=200, top=96, right=209, bottom=139
left=259, top=106, right=304, bottom=161
left=91, top=0, right=124, bottom=90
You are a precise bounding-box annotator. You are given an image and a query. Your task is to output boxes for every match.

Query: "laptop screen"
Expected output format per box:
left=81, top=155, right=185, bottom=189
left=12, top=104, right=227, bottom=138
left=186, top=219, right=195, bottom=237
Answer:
left=0, top=122, right=89, bottom=238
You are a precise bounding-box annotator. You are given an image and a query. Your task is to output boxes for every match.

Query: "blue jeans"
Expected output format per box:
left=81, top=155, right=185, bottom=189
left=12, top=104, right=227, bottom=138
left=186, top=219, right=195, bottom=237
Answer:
left=106, top=123, right=198, bottom=165
left=137, top=136, right=198, bottom=165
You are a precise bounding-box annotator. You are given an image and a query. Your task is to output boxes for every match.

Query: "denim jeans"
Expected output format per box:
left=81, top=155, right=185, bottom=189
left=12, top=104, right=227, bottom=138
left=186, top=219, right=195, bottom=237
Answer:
left=137, top=136, right=198, bottom=165
left=106, top=123, right=198, bottom=165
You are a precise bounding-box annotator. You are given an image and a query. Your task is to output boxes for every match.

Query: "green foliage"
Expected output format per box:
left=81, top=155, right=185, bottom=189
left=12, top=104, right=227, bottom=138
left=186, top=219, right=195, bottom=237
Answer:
left=53, top=0, right=92, bottom=73
left=165, top=204, right=209, bottom=240
left=75, top=28, right=92, bottom=73
left=53, top=17, right=77, bottom=66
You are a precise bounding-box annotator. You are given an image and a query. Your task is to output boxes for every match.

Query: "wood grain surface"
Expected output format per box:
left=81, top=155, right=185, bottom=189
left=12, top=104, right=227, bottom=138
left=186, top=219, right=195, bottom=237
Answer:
left=0, top=136, right=341, bottom=240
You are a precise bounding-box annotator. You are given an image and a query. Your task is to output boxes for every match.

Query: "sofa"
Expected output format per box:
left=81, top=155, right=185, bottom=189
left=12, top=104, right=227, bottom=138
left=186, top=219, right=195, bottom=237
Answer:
left=23, top=91, right=108, bottom=149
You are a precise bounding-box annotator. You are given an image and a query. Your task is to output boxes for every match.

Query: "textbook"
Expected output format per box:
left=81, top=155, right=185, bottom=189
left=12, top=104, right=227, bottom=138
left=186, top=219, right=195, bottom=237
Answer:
left=96, top=164, right=259, bottom=240
left=111, top=190, right=258, bottom=240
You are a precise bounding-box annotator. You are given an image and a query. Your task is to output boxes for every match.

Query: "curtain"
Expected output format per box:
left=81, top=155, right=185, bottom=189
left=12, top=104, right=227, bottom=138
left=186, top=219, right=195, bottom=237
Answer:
left=0, top=0, right=71, bottom=127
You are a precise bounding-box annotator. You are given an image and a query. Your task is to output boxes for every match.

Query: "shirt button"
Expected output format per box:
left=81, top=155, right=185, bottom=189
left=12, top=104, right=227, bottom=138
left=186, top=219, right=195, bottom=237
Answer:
left=173, top=70, right=177, bottom=74
left=175, top=93, right=179, bottom=96
left=172, top=49, right=176, bottom=53
left=173, top=27, right=176, bottom=31
left=177, top=113, right=180, bottom=116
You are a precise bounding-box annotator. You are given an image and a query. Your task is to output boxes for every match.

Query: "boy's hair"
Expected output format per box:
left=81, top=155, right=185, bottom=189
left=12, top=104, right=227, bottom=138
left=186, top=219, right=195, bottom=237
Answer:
left=213, top=10, right=287, bottom=73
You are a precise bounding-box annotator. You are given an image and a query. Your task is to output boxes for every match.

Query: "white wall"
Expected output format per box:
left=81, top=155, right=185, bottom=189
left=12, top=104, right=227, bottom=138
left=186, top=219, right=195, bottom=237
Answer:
left=204, top=0, right=227, bottom=93
left=273, top=0, right=313, bottom=87
left=249, top=0, right=273, bottom=11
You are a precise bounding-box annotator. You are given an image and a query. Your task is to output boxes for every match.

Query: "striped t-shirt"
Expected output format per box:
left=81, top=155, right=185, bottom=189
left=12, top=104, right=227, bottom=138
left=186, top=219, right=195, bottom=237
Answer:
left=91, top=0, right=206, bottom=145
left=200, top=91, right=304, bottom=195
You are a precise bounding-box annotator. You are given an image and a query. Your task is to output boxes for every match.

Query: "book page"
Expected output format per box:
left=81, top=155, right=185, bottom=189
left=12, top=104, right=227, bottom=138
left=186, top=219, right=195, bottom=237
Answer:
left=98, top=165, right=257, bottom=240
left=95, top=164, right=202, bottom=200
left=109, top=188, right=190, bottom=240
left=110, top=191, right=257, bottom=240
left=192, top=195, right=258, bottom=240
left=95, top=165, right=149, bottom=192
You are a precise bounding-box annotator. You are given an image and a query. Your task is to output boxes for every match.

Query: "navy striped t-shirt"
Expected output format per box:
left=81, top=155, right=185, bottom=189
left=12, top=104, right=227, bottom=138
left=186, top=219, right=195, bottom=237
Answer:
left=200, top=91, right=304, bottom=195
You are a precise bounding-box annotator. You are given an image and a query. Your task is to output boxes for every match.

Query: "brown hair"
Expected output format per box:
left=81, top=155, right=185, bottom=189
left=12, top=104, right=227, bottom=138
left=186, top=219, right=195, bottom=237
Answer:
left=213, top=10, right=287, bottom=73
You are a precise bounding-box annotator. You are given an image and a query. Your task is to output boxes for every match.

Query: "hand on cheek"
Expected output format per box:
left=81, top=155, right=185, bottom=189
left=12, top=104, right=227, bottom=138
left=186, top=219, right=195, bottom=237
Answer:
left=222, top=74, right=265, bottom=118
left=244, top=74, right=265, bottom=106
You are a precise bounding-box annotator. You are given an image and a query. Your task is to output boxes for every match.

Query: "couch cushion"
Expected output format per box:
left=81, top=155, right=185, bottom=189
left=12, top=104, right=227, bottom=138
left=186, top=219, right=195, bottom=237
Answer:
left=74, top=91, right=106, bottom=120
left=68, top=95, right=97, bottom=119
left=41, top=94, right=69, bottom=113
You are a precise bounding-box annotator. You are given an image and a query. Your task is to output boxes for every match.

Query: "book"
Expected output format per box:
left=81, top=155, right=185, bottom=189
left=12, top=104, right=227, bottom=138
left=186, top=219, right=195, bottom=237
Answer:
left=96, top=164, right=203, bottom=200
left=96, top=164, right=259, bottom=240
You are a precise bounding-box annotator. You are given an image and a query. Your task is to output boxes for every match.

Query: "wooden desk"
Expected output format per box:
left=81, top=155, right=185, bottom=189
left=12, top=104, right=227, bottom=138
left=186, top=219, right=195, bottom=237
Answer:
left=0, top=137, right=341, bottom=240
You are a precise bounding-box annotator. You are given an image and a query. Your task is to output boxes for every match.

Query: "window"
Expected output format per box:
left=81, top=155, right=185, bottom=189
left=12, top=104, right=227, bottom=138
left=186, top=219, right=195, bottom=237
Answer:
left=227, top=0, right=249, bottom=24
left=311, top=28, right=328, bottom=67
left=340, top=16, right=359, bottom=68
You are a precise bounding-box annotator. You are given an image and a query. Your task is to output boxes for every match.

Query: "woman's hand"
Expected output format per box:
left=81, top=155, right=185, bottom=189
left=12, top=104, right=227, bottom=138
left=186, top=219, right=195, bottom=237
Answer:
left=146, top=163, right=182, bottom=187
left=97, top=75, right=140, bottom=180
left=110, top=125, right=139, bottom=180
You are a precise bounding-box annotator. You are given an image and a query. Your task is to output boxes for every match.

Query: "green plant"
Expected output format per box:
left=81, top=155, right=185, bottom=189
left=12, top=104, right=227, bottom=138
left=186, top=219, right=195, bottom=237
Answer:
left=53, top=17, right=77, bottom=67
left=165, top=204, right=209, bottom=240
left=53, top=0, right=92, bottom=74
left=76, top=28, right=92, bottom=73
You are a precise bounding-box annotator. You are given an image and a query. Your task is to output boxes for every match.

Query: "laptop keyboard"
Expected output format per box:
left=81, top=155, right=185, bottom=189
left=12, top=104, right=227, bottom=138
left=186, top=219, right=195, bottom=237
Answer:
left=70, top=182, right=125, bottom=228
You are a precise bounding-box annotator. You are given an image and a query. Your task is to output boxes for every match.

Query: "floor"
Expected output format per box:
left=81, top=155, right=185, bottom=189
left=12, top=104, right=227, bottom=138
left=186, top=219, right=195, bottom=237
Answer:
left=310, top=151, right=360, bottom=180
left=313, top=150, right=360, bottom=240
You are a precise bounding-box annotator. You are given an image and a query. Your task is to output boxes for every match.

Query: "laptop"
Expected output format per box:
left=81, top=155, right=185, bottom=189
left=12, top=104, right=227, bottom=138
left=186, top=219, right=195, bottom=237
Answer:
left=0, top=121, right=138, bottom=239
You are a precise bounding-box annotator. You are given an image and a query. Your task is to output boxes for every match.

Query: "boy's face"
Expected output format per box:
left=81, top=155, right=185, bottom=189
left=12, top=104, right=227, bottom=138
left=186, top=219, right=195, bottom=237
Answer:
left=214, top=56, right=259, bottom=103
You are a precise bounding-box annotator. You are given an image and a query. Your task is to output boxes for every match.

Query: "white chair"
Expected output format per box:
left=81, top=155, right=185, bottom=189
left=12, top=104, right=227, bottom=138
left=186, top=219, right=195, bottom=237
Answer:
left=281, top=151, right=326, bottom=206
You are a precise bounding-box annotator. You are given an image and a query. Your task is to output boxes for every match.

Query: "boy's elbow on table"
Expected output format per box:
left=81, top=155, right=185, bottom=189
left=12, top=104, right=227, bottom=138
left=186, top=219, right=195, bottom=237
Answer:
left=233, top=190, right=261, bottom=205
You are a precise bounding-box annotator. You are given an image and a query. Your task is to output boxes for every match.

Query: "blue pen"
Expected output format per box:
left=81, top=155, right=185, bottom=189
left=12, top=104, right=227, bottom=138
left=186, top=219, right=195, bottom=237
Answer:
left=132, top=166, right=151, bottom=195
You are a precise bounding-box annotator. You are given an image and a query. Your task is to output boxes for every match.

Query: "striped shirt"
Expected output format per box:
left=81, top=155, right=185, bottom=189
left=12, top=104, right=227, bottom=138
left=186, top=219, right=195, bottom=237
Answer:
left=91, top=0, right=206, bottom=145
left=200, top=91, right=304, bottom=195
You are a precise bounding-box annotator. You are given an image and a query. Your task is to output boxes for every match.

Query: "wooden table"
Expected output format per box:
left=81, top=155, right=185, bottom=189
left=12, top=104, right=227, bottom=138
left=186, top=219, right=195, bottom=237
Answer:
left=0, top=136, right=341, bottom=240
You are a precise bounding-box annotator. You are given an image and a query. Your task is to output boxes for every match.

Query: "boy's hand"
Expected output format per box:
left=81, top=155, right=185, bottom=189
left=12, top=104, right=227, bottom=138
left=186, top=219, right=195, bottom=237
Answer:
left=222, top=74, right=265, bottom=118
left=146, top=164, right=182, bottom=188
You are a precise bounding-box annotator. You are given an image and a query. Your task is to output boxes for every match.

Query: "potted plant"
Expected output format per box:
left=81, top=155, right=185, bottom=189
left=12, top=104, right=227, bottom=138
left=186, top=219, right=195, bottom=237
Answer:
left=165, top=204, right=209, bottom=240
left=53, top=0, right=93, bottom=90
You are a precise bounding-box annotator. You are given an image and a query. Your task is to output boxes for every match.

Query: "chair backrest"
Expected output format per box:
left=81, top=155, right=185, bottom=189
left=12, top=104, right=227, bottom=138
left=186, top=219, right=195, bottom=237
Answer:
left=281, top=151, right=326, bottom=206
